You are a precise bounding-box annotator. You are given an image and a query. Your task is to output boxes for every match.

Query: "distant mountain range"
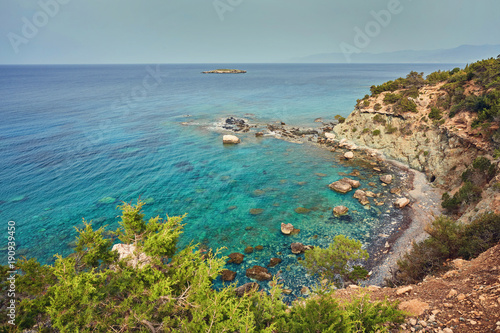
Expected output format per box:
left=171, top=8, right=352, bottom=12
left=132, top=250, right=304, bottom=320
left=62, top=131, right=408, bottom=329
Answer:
left=292, top=44, right=500, bottom=64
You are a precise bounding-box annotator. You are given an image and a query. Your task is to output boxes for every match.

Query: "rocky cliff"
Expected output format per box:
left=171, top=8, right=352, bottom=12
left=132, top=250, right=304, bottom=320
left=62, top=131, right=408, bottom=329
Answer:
left=332, top=79, right=500, bottom=223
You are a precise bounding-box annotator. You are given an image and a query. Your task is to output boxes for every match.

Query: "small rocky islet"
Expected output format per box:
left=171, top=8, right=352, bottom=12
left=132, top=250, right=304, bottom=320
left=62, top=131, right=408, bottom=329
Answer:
left=202, top=69, right=247, bottom=74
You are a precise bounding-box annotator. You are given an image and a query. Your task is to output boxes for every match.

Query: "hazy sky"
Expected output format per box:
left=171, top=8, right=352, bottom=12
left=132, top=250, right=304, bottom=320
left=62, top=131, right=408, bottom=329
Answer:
left=1, top=0, right=499, bottom=64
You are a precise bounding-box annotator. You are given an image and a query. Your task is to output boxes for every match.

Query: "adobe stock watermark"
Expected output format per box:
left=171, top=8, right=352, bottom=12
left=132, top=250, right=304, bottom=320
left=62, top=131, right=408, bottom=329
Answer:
left=7, top=0, right=71, bottom=54
left=339, top=0, right=408, bottom=63
left=213, top=0, right=243, bottom=21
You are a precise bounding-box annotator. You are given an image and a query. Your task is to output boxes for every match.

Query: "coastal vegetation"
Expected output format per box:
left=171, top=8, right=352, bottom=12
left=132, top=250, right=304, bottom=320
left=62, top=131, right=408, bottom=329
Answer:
left=388, top=212, right=500, bottom=286
left=1, top=200, right=406, bottom=332
left=300, top=235, right=368, bottom=288
left=336, top=56, right=500, bottom=292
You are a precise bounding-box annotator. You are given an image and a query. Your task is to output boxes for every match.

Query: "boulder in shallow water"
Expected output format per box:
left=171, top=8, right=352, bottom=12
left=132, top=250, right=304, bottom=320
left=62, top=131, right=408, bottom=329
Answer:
left=333, top=205, right=349, bottom=216
left=246, top=265, right=272, bottom=281
left=291, top=242, right=306, bottom=254
left=228, top=252, right=244, bottom=264
left=365, top=191, right=376, bottom=198
left=380, top=174, right=393, bottom=184
left=244, top=246, right=254, bottom=254
left=267, top=258, right=282, bottom=268
left=341, top=177, right=360, bottom=188
left=353, top=190, right=370, bottom=206
left=394, top=197, right=410, bottom=208
left=255, top=132, right=264, bottom=137
left=221, top=269, right=236, bottom=281
left=329, top=180, right=352, bottom=193
left=235, top=282, right=259, bottom=296
left=281, top=223, right=294, bottom=235
left=344, top=151, right=354, bottom=159
left=223, top=135, right=241, bottom=144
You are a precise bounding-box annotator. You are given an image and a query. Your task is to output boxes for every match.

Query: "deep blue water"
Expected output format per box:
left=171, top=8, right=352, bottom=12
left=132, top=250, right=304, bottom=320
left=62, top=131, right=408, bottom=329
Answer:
left=0, top=63, right=457, bottom=298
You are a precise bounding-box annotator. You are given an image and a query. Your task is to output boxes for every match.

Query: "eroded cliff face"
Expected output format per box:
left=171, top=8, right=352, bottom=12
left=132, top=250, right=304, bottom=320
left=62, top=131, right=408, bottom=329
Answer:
left=333, top=110, right=484, bottom=190
left=333, top=84, right=491, bottom=191
left=332, top=83, right=500, bottom=221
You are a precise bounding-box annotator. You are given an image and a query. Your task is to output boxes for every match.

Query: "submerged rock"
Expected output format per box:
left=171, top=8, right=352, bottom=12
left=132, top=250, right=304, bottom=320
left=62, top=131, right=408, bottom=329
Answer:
left=235, top=282, right=259, bottom=297
left=250, top=208, right=264, bottom=215
left=246, top=265, right=272, bottom=281
left=244, top=246, right=254, bottom=254
left=221, top=269, right=236, bottom=281
left=228, top=253, right=244, bottom=264
left=294, top=207, right=311, bottom=214
left=255, top=245, right=264, bottom=251
left=333, top=205, right=349, bottom=216
left=98, top=196, right=116, bottom=204
left=223, top=135, right=241, bottom=144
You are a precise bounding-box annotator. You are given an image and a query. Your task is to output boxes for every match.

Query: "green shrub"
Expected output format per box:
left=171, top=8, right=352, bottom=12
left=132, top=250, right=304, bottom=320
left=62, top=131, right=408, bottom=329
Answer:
left=385, top=124, right=397, bottom=134
left=301, top=235, right=368, bottom=287
left=335, top=115, right=346, bottom=123
left=428, top=107, right=442, bottom=120
left=395, top=97, right=418, bottom=113
left=426, top=70, right=450, bottom=84
left=389, top=213, right=500, bottom=286
left=372, top=129, right=381, bottom=136
left=405, top=87, right=420, bottom=98
left=449, top=70, right=468, bottom=83
left=362, top=128, right=370, bottom=134
left=459, top=212, right=500, bottom=259
left=363, top=100, right=370, bottom=107
left=370, top=79, right=402, bottom=95
left=441, top=181, right=482, bottom=210
left=383, top=93, right=401, bottom=104
left=276, top=292, right=405, bottom=333
left=352, top=127, right=357, bottom=132
left=372, top=114, right=386, bottom=125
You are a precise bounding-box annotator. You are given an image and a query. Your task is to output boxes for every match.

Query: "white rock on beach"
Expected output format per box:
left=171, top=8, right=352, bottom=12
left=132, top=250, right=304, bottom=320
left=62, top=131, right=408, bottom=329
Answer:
left=324, top=132, right=336, bottom=140
left=394, top=197, right=410, bottom=208
left=223, top=135, right=241, bottom=144
left=112, top=243, right=151, bottom=268
left=344, top=151, right=354, bottom=159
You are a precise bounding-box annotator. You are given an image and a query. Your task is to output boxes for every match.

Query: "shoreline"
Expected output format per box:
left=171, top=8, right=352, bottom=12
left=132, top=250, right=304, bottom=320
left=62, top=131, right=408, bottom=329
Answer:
left=186, top=115, right=444, bottom=287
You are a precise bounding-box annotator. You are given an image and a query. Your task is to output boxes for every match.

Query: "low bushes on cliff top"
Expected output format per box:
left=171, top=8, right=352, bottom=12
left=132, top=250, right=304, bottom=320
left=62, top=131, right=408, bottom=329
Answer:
left=388, top=212, right=500, bottom=286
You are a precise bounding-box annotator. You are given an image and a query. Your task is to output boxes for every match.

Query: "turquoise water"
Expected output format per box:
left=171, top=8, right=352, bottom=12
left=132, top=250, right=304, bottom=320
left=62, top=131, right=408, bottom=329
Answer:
left=0, top=63, right=456, bottom=299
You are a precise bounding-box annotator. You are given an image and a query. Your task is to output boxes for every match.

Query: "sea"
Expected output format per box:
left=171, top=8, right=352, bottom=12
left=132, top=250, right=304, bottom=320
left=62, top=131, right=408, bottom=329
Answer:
left=0, top=63, right=459, bottom=299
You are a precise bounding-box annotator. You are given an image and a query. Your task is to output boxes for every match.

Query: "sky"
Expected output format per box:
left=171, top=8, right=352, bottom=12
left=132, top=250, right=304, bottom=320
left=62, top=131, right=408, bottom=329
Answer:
left=1, top=0, right=499, bottom=64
